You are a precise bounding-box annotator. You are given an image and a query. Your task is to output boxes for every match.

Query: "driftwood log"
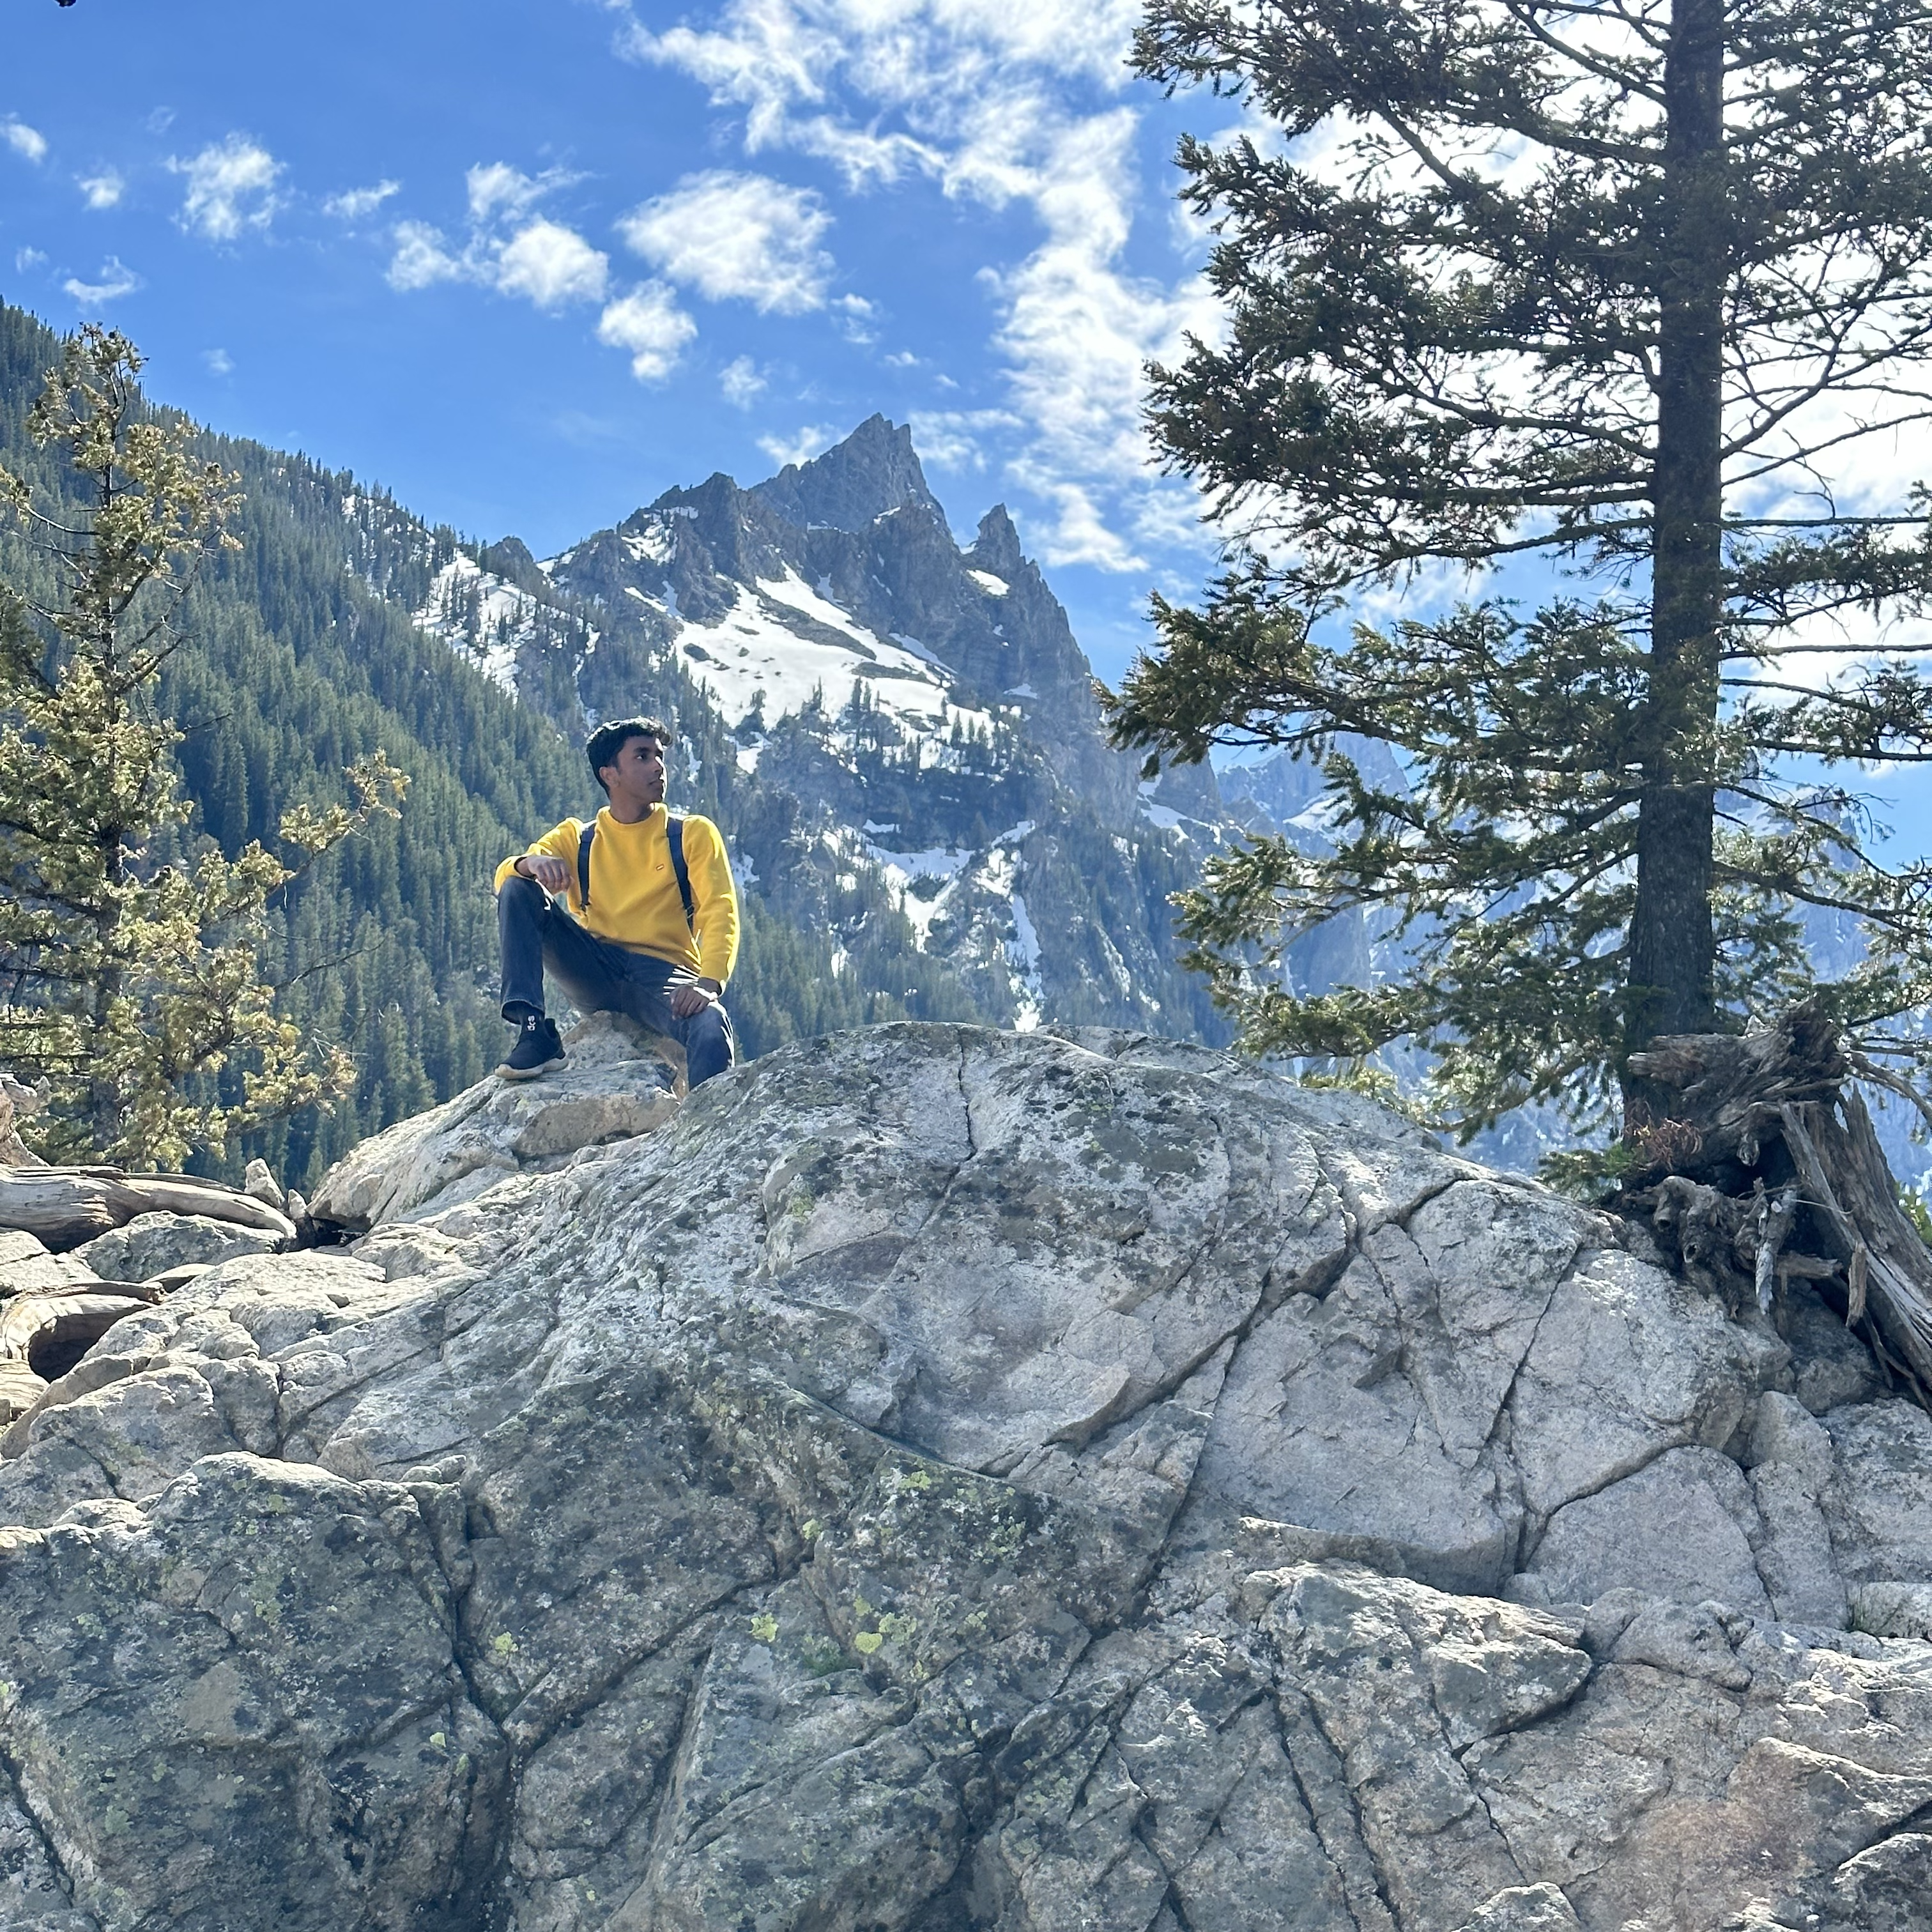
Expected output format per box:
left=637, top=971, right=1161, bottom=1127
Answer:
left=0, top=1167, right=297, bottom=1252
left=1621, top=1000, right=1932, bottom=1407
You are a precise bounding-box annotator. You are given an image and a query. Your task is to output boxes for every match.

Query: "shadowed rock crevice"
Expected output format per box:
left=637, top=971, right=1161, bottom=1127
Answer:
left=0, top=1743, right=90, bottom=1929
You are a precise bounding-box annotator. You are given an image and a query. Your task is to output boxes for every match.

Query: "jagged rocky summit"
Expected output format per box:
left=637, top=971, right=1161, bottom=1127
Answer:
left=1, top=1025, right=1930, bottom=1931
left=417, top=413, right=1235, bottom=1041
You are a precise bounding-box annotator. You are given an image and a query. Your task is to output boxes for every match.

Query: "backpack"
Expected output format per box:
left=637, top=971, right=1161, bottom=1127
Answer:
left=576, top=813, right=696, bottom=931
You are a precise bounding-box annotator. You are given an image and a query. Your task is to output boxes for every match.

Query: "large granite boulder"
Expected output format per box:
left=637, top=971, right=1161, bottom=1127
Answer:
left=307, top=1011, right=681, bottom=1230
left=0, top=1022, right=1928, bottom=1930
left=72, top=1209, right=281, bottom=1282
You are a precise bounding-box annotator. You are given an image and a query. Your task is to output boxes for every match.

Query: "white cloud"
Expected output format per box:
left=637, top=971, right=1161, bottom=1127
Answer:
left=14, top=246, right=47, bottom=272
left=63, top=257, right=142, bottom=306
left=596, top=283, right=698, bottom=380
left=615, top=0, right=1221, bottom=572
left=323, top=180, right=400, bottom=220
left=171, top=134, right=282, bottom=241
left=387, top=167, right=607, bottom=316
left=617, top=171, right=834, bottom=314
left=976, top=112, right=1220, bottom=569
left=617, top=0, right=1142, bottom=185
left=833, top=290, right=877, bottom=343
left=203, top=348, right=233, bottom=376
left=912, top=408, right=1023, bottom=471
left=387, top=220, right=463, bottom=291
left=467, top=161, right=576, bottom=224
left=77, top=169, right=123, bottom=209
left=3, top=119, right=47, bottom=165
left=720, top=355, right=766, bottom=407
left=496, top=218, right=609, bottom=308
left=758, top=424, right=840, bottom=468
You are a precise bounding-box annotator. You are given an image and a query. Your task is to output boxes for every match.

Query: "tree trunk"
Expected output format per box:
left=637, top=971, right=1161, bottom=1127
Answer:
left=87, top=817, right=125, bottom=1151
left=1625, top=0, right=1729, bottom=1092
left=1621, top=1002, right=1932, bottom=1408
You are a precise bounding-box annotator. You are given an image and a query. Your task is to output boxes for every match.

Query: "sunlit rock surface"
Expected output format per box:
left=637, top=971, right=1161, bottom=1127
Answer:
left=1, top=1022, right=1930, bottom=1930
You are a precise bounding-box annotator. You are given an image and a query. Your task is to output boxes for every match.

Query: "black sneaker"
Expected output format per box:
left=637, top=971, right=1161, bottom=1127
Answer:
left=497, top=1013, right=565, bottom=1081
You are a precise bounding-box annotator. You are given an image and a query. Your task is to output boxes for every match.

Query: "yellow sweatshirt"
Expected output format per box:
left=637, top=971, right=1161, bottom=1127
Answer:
left=494, top=805, right=741, bottom=985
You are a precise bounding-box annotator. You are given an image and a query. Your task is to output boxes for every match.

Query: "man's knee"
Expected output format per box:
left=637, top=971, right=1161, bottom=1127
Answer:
left=500, top=874, right=548, bottom=914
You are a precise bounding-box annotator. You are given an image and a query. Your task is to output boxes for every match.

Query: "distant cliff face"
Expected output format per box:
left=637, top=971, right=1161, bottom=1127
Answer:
left=3, top=1025, right=1930, bottom=1929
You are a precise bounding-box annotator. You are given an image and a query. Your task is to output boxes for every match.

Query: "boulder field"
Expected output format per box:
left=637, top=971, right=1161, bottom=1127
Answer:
left=1, top=1021, right=1929, bottom=1931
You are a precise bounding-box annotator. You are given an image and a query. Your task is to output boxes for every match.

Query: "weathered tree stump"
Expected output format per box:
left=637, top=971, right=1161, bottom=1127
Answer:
left=0, top=1077, right=48, bottom=1169
left=1621, top=1000, right=1932, bottom=1406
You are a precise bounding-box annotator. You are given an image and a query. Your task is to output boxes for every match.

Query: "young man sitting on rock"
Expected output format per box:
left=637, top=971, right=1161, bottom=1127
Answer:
left=494, top=715, right=740, bottom=1085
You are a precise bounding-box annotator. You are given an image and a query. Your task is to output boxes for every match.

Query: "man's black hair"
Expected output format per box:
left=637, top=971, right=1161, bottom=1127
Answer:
left=585, top=716, right=673, bottom=796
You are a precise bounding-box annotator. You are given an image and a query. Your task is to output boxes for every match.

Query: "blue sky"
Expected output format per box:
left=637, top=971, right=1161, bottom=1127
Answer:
left=1, top=0, right=1243, bottom=687
left=6, top=0, right=1931, bottom=858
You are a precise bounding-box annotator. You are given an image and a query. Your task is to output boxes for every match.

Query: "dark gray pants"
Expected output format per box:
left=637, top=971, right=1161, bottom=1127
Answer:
left=498, top=875, right=735, bottom=1087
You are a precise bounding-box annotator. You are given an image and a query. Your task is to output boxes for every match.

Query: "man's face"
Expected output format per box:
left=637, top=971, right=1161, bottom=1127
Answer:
left=601, top=733, right=667, bottom=809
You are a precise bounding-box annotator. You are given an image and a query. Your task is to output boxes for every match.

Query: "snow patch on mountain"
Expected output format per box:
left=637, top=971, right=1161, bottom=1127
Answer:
left=1008, top=892, right=1043, bottom=1030
left=859, top=837, right=974, bottom=950
left=415, top=556, right=536, bottom=694
left=624, top=572, right=1004, bottom=760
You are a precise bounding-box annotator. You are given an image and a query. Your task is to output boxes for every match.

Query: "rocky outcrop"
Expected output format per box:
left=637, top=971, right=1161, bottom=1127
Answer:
left=307, top=1012, right=680, bottom=1231
left=72, top=1211, right=281, bottom=1282
left=0, top=1023, right=1929, bottom=1929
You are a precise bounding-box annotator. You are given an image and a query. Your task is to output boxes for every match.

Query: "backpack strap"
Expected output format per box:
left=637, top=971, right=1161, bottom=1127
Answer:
left=666, top=813, right=696, bottom=932
left=576, top=818, right=595, bottom=910
left=577, top=812, right=696, bottom=933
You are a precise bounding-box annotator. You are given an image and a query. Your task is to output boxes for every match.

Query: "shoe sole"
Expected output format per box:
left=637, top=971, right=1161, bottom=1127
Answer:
left=495, top=1054, right=567, bottom=1082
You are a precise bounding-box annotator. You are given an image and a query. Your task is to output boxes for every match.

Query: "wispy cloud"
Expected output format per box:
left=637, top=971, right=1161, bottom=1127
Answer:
left=719, top=355, right=766, bottom=408
left=912, top=408, right=1025, bottom=472
left=467, top=161, right=578, bottom=224
left=323, top=180, right=400, bottom=220
left=387, top=220, right=462, bottom=291
left=77, top=169, right=123, bottom=210
left=3, top=118, right=48, bottom=165
left=758, top=424, right=841, bottom=469
left=13, top=246, right=47, bottom=273
left=203, top=348, right=233, bottom=376
left=596, top=283, right=698, bottom=381
left=63, top=256, right=142, bottom=306
left=387, top=165, right=613, bottom=323
left=617, top=171, right=834, bottom=315
left=171, top=134, right=282, bottom=241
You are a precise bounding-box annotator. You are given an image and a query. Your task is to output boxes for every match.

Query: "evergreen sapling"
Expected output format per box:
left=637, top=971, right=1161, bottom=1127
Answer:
left=0, top=325, right=407, bottom=1169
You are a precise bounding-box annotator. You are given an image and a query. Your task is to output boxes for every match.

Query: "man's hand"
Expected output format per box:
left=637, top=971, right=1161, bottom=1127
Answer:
left=516, top=854, right=570, bottom=893
left=670, top=976, right=721, bottom=1018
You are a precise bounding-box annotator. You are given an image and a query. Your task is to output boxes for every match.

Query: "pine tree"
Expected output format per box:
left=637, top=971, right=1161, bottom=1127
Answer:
left=0, top=326, right=406, bottom=1169
left=1110, top=0, right=1932, bottom=1143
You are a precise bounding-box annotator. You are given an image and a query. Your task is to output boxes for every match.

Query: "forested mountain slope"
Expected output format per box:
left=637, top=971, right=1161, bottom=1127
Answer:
left=0, top=303, right=1236, bottom=1188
